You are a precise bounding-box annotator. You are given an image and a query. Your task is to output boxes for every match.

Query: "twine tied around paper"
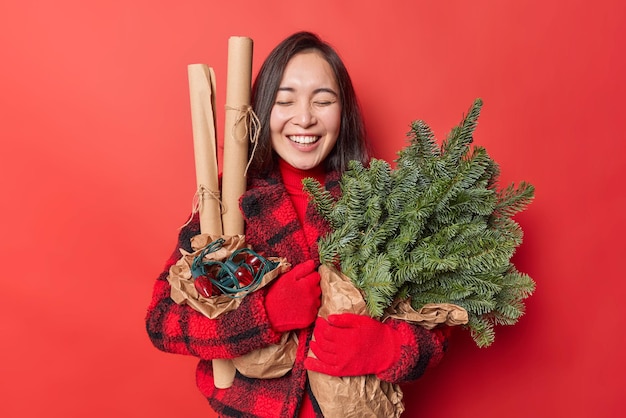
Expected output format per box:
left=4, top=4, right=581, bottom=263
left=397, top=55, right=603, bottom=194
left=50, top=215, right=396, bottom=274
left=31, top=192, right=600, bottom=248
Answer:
left=225, top=104, right=261, bottom=176
left=180, top=184, right=222, bottom=229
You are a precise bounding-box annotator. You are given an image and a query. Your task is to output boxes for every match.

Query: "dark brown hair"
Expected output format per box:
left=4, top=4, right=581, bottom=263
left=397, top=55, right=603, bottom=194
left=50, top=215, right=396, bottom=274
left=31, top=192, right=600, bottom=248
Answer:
left=248, top=31, right=369, bottom=177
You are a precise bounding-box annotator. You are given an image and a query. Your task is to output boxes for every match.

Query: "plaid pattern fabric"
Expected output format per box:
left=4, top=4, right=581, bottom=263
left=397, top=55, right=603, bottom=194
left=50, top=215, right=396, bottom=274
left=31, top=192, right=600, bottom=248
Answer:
left=145, top=168, right=449, bottom=417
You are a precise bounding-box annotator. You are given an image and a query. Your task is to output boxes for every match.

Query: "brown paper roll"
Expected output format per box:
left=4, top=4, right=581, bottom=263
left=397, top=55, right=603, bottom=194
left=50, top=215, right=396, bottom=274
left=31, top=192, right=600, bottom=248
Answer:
left=221, top=36, right=253, bottom=236
left=188, top=63, right=233, bottom=389
left=216, top=36, right=253, bottom=389
left=187, top=64, right=222, bottom=235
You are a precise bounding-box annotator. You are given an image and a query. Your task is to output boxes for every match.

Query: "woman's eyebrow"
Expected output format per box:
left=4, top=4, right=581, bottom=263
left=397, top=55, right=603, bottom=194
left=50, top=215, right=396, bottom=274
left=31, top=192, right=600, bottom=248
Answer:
left=313, top=88, right=338, bottom=96
left=276, top=86, right=338, bottom=96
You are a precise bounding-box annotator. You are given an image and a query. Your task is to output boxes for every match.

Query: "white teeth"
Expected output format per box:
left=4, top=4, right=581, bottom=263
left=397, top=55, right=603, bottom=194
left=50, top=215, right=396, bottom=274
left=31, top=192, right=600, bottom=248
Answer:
left=289, top=135, right=319, bottom=144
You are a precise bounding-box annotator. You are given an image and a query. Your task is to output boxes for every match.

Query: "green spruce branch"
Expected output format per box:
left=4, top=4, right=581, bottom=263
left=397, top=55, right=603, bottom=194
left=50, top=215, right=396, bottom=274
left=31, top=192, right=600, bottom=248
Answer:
left=302, top=99, right=535, bottom=347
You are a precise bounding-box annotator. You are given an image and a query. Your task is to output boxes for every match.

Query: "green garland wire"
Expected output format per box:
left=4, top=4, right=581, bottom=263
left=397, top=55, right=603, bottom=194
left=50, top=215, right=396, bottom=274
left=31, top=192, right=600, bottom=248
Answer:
left=191, top=238, right=278, bottom=298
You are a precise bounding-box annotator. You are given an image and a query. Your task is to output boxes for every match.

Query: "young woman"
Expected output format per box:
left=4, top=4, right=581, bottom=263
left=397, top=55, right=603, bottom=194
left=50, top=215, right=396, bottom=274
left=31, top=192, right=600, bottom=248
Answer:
left=146, top=31, right=449, bottom=418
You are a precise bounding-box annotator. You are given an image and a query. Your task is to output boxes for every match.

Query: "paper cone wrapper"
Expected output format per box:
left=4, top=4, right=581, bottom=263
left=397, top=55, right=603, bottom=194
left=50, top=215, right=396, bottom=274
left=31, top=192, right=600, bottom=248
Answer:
left=308, top=265, right=469, bottom=417
left=384, top=300, right=468, bottom=329
left=307, top=265, right=405, bottom=418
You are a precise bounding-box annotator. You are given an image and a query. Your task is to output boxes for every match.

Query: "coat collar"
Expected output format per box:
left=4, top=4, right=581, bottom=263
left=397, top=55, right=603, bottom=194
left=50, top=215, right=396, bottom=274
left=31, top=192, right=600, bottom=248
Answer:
left=240, top=169, right=340, bottom=266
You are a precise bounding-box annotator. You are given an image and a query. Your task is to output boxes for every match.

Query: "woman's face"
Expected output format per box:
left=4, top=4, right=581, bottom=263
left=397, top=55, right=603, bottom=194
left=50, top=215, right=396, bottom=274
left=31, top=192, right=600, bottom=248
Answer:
left=270, top=51, right=341, bottom=171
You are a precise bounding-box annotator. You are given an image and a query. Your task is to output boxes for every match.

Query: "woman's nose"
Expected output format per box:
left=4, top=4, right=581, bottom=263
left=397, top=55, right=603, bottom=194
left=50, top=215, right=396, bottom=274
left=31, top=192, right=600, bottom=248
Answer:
left=292, top=101, right=316, bottom=127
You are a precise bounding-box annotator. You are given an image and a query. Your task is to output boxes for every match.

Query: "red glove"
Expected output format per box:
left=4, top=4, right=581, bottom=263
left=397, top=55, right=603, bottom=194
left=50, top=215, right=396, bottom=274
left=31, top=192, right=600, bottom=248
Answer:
left=305, top=313, right=401, bottom=377
left=265, top=260, right=321, bottom=333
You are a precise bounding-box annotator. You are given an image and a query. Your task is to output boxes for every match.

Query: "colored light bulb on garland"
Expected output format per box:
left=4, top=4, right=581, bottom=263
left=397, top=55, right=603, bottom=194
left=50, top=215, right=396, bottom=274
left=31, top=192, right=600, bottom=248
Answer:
left=244, top=254, right=263, bottom=273
left=194, top=275, right=215, bottom=298
left=234, top=266, right=254, bottom=287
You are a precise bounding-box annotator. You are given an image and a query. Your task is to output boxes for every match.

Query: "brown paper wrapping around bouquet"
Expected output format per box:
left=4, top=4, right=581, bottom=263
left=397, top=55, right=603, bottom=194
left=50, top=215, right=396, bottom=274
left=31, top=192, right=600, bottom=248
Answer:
left=384, top=299, right=468, bottom=329
left=168, top=234, right=289, bottom=318
left=307, top=265, right=405, bottom=418
left=308, top=265, right=469, bottom=418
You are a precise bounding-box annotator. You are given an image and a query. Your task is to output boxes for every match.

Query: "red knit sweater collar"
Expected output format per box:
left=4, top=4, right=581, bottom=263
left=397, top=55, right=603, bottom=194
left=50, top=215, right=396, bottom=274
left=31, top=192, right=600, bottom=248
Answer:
left=278, top=158, right=325, bottom=228
left=278, top=158, right=326, bottom=195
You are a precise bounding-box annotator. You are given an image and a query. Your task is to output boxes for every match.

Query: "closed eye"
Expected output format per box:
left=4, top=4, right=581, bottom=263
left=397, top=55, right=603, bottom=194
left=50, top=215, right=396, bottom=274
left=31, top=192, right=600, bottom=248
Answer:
left=313, top=100, right=336, bottom=107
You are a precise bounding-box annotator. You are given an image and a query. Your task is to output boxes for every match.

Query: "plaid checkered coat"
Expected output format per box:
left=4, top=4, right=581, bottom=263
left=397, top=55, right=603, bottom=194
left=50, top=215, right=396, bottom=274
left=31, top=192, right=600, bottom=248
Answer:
left=146, top=169, right=449, bottom=417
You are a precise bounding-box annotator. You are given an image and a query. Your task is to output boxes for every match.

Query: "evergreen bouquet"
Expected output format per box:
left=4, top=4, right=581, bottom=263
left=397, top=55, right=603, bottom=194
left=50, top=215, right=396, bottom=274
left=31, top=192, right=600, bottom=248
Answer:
left=303, top=99, right=535, bottom=417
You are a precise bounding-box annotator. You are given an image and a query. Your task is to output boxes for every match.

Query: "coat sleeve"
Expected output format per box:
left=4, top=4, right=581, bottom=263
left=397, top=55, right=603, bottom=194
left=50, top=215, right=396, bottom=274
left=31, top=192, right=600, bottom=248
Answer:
left=145, top=219, right=283, bottom=360
left=375, top=319, right=450, bottom=384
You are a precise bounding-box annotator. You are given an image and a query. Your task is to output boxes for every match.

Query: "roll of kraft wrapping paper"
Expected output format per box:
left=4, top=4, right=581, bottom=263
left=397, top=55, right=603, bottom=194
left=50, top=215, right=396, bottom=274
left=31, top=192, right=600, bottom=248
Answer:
left=188, top=63, right=234, bottom=389
left=217, top=36, right=254, bottom=389
left=221, top=36, right=253, bottom=235
left=187, top=63, right=222, bottom=236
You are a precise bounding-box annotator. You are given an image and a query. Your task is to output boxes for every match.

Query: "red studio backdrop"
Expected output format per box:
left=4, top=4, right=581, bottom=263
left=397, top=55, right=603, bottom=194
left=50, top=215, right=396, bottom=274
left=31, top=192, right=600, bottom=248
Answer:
left=1, top=1, right=625, bottom=417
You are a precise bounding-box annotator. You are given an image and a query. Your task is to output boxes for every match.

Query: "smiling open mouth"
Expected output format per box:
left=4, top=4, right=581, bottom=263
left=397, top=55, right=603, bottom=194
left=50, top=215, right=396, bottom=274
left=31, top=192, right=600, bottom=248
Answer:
left=289, top=135, right=320, bottom=144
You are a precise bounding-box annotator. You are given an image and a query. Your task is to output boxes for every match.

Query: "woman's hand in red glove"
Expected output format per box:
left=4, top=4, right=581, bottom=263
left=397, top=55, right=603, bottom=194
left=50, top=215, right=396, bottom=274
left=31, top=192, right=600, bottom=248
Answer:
left=305, top=313, right=401, bottom=377
left=265, top=260, right=321, bottom=333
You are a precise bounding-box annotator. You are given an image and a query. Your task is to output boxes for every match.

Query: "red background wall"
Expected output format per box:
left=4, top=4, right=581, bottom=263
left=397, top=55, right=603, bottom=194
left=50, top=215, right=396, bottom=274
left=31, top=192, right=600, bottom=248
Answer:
left=1, top=1, right=624, bottom=417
